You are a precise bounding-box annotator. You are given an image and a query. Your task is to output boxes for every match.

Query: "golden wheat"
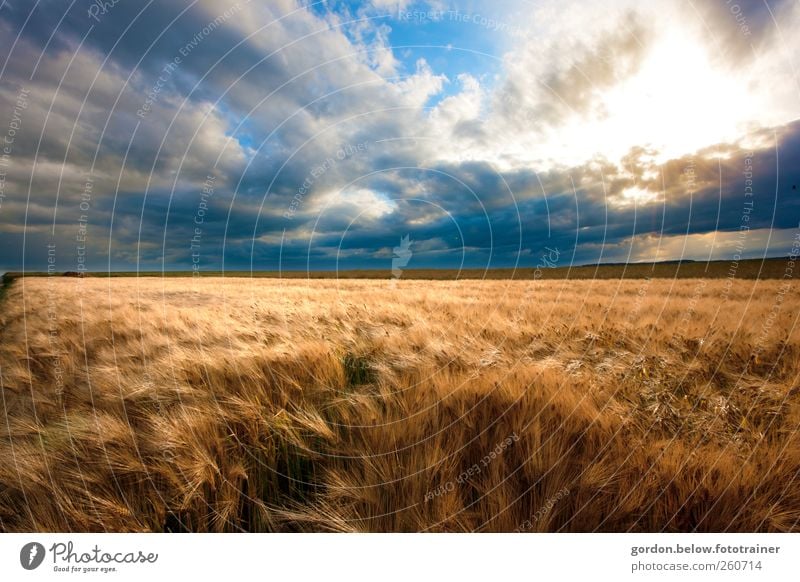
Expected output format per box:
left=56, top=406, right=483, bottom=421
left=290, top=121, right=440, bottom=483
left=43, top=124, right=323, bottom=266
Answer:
left=1, top=276, right=799, bottom=532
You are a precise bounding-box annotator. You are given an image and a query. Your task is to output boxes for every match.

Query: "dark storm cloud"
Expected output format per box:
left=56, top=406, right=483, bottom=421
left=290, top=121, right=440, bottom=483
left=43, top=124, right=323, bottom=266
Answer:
left=693, top=0, right=793, bottom=60
left=236, top=120, right=800, bottom=270
left=1, top=0, right=799, bottom=273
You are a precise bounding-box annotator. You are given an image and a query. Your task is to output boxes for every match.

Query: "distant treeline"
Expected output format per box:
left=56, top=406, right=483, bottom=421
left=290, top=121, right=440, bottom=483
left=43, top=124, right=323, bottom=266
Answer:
left=2, top=256, right=796, bottom=282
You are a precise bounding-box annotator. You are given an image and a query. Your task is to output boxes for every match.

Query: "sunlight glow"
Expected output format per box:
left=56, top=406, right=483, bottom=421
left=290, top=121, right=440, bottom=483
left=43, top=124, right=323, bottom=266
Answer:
left=614, top=186, right=660, bottom=208
left=482, top=28, right=764, bottom=172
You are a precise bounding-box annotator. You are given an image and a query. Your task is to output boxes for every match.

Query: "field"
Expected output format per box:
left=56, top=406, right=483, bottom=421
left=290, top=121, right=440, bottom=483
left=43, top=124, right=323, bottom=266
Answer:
left=1, top=275, right=799, bottom=532
left=1, top=256, right=792, bottom=282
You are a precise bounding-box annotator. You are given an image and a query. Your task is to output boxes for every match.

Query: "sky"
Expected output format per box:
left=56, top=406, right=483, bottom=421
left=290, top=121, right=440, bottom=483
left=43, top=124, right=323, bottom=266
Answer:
left=0, top=0, right=799, bottom=273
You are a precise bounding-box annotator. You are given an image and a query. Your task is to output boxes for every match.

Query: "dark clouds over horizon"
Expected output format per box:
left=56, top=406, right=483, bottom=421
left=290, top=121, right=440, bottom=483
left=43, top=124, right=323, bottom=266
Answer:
left=0, top=0, right=799, bottom=274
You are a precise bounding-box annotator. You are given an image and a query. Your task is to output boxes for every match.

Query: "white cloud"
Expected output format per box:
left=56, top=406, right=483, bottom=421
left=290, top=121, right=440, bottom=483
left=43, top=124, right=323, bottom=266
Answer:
left=393, top=59, right=447, bottom=107
left=314, top=188, right=398, bottom=221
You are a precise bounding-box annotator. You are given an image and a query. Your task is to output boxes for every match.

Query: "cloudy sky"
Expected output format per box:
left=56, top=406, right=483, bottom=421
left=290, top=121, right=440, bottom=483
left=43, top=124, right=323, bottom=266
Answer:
left=0, top=0, right=799, bottom=273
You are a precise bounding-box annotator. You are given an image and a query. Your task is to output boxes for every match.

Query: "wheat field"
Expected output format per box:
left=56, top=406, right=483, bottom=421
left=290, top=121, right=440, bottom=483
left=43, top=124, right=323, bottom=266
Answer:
left=1, top=276, right=799, bottom=532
